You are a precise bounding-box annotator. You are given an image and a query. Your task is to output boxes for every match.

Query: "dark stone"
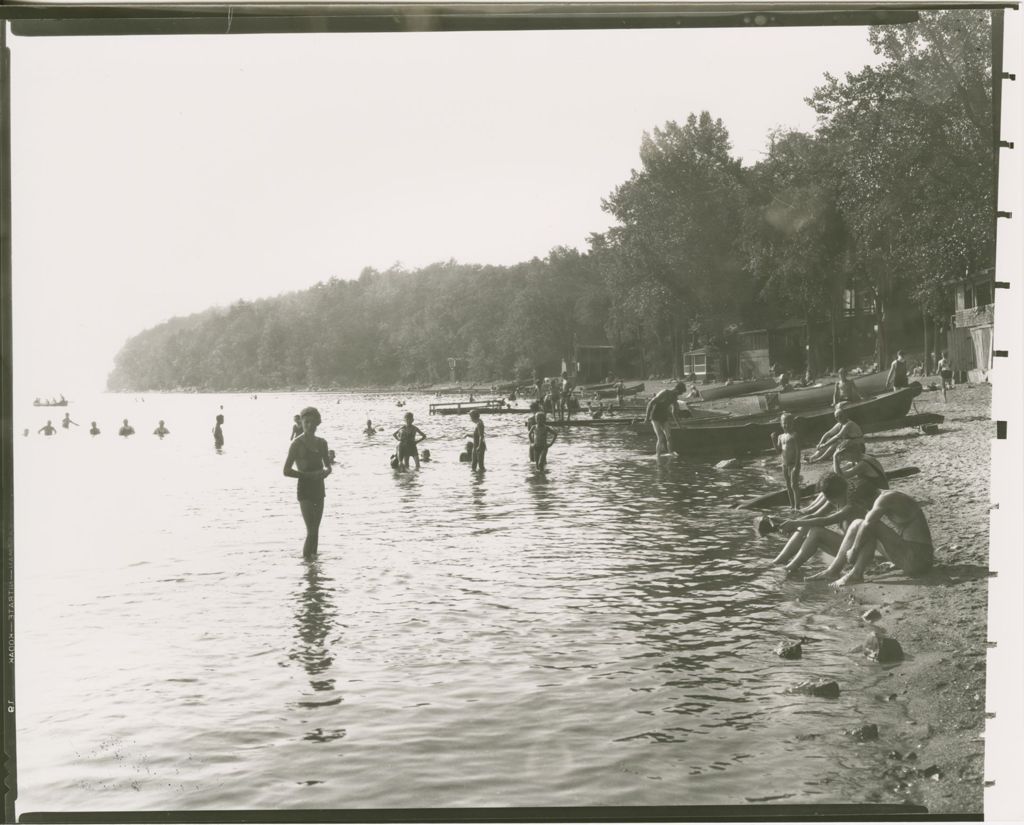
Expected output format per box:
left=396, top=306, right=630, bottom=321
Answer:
left=905, top=751, right=919, bottom=763
left=847, top=723, right=879, bottom=741
left=921, top=765, right=942, bottom=780
left=862, top=608, right=882, bottom=622
left=775, top=639, right=803, bottom=659
left=887, top=750, right=903, bottom=761
left=865, top=632, right=904, bottom=663
left=794, top=678, right=840, bottom=699
left=921, top=423, right=939, bottom=435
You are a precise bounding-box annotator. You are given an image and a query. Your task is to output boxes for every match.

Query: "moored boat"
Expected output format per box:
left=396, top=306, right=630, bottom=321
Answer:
left=694, top=377, right=777, bottom=401
left=739, top=371, right=890, bottom=412
left=593, top=382, right=645, bottom=399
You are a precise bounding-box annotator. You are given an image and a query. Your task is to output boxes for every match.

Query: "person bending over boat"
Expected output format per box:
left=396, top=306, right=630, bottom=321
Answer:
left=807, top=490, right=934, bottom=587
left=770, top=469, right=886, bottom=577
left=831, top=368, right=862, bottom=405
left=393, top=411, right=426, bottom=470
left=644, top=382, right=688, bottom=459
left=469, top=409, right=486, bottom=472
left=283, top=406, right=331, bottom=558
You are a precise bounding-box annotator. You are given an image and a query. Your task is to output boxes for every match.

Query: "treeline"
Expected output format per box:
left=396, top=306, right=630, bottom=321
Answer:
left=108, top=10, right=994, bottom=392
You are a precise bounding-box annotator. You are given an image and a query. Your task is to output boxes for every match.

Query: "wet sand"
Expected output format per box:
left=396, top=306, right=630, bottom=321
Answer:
left=788, top=381, right=991, bottom=814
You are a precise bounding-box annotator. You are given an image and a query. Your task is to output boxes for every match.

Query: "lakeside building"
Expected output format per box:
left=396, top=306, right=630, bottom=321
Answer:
left=948, top=267, right=995, bottom=383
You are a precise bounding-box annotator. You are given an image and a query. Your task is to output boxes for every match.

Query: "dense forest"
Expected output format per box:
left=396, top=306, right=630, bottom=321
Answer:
left=108, top=11, right=995, bottom=392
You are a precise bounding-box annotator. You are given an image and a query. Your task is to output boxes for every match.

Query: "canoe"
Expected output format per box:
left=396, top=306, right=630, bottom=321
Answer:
left=663, top=383, right=923, bottom=459
left=594, top=383, right=645, bottom=399
left=429, top=399, right=528, bottom=416
left=33, top=400, right=69, bottom=407
left=741, top=371, right=890, bottom=413
left=695, top=378, right=778, bottom=401
left=732, top=466, right=921, bottom=510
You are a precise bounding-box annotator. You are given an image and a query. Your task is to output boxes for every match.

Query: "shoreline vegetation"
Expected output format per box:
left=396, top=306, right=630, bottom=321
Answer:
left=107, top=11, right=992, bottom=397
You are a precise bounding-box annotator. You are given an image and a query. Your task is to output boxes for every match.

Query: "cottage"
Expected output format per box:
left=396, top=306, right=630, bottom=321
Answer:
left=948, top=267, right=995, bottom=382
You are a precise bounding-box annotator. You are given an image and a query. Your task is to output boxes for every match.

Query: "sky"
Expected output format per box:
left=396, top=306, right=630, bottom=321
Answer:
left=10, top=22, right=883, bottom=395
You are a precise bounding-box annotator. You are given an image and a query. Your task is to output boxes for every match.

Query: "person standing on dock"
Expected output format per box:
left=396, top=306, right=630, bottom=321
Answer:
left=644, top=382, right=687, bottom=459
left=283, top=407, right=331, bottom=558
left=469, top=409, right=486, bottom=472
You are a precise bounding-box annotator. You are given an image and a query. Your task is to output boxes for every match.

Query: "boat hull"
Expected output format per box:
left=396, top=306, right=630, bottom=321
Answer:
left=744, top=371, right=890, bottom=412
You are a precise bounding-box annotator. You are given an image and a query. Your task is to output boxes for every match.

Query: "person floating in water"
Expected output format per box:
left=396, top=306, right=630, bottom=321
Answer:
left=153, top=420, right=171, bottom=438
left=469, top=409, right=486, bottom=471
left=61, top=412, right=78, bottom=430
left=38, top=420, right=57, bottom=436
left=393, top=411, right=426, bottom=470
left=363, top=419, right=377, bottom=436
left=770, top=412, right=801, bottom=511
left=644, top=381, right=688, bottom=458
left=119, top=419, right=135, bottom=437
left=283, top=406, right=331, bottom=558
left=213, top=414, right=225, bottom=450
left=291, top=414, right=303, bottom=440
left=529, top=411, right=558, bottom=469
left=89, top=421, right=101, bottom=436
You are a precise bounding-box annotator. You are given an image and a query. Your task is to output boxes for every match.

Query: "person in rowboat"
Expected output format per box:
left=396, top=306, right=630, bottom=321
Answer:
left=644, top=381, right=688, bottom=459
left=831, top=368, right=862, bottom=406
left=283, top=407, right=331, bottom=558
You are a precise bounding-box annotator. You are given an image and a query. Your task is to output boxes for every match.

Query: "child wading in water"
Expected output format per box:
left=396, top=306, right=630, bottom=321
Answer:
left=469, top=409, right=486, bottom=471
left=213, top=414, right=224, bottom=450
left=393, top=411, right=426, bottom=470
left=529, top=411, right=558, bottom=469
left=770, top=412, right=801, bottom=510
left=283, top=406, right=331, bottom=558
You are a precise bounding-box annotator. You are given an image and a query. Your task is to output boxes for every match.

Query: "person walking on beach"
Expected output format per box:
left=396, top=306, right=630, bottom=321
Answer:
left=118, top=419, right=135, bottom=437
left=886, top=350, right=909, bottom=390
left=469, top=409, right=486, bottom=471
left=770, top=413, right=801, bottom=511
left=393, top=411, right=426, bottom=470
left=89, top=421, right=100, bottom=436
left=644, top=381, right=687, bottom=459
left=938, top=351, right=954, bottom=401
left=529, top=411, right=558, bottom=470
left=291, top=414, right=303, bottom=440
left=806, top=489, right=934, bottom=587
left=61, top=412, right=79, bottom=430
left=283, top=406, right=331, bottom=558
left=38, top=420, right=57, bottom=436
left=831, top=368, right=862, bottom=405
left=213, top=414, right=224, bottom=450
left=153, top=420, right=170, bottom=438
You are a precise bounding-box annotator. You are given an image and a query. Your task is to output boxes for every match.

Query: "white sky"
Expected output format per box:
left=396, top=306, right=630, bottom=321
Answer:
left=10, top=23, right=882, bottom=395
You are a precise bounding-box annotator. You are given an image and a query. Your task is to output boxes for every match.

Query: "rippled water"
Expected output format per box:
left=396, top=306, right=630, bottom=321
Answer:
left=15, top=392, right=919, bottom=812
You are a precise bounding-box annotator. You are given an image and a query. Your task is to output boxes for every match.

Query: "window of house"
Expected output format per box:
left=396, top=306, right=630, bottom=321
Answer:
left=975, top=282, right=992, bottom=307
left=964, top=285, right=976, bottom=309
left=843, top=288, right=857, bottom=316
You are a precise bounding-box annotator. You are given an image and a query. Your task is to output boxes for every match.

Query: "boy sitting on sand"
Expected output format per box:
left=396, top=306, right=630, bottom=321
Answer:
left=808, top=403, right=863, bottom=463
left=529, top=411, right=558, bottom=469
left=770, top=413, right=801, bottom=511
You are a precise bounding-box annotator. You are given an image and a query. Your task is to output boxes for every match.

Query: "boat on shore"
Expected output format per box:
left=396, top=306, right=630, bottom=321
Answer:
left=592, top=383, right=645, bottom=399
left=694, top=377, right=778, bottom=401
left=657, top=383, right=924, bottom=458
left=429, top=399, right=528, bottom=416
left=738, top=371, right=890, bottom=413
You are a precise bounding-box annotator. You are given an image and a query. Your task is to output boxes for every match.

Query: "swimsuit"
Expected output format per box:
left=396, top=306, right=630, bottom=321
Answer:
left=892, top=360, right=908, bottom=389
left=650, top=393, right=677, bottom=423
left=293, top=436, right=326, bottom=502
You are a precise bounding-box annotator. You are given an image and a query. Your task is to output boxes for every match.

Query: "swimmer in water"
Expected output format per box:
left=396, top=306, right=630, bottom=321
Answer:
left=89, top=421, right=100, bottom=436
left=469, top=409, right=486, bottom=471
left=291, top=414, right=303, bottom=441
left=61, top=412, right=79, bottom=430
left=38, top=420, right=57, bottom=436
left=153, top=420, right=170, bottom=438
left=213, top=414, right=224, bottom=450
left=364, top=419, right=377, bottom=436
left=283, top=407, right=331, bottom=558
left=393, top=411, right=426, bottom=470
left=118, top=419, right=135, bottom=437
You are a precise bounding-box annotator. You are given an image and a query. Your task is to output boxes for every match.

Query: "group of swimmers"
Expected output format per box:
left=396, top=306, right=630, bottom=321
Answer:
left=28, top=412, right=170, bottom=439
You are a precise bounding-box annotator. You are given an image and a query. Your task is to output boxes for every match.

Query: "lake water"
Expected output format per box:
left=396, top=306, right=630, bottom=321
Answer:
left=14, top=391, right=920, bottom=813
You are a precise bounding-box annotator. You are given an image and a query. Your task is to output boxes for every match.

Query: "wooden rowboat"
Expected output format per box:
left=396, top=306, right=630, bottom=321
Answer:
left=593, top=382, right=645, bottom=399
left=740, top=371, right=890, bottom=413
left=694, top=377, right=778, bottom=401
left=662, top=383, right=923, bottom=459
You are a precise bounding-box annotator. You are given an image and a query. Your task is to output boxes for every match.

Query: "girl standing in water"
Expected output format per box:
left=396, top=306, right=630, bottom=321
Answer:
left=283, top=407, right=332, bottom=557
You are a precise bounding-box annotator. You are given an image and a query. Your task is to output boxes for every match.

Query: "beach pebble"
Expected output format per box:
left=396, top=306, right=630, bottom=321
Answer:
left=887, top=750, right=903, bottom=760
left=714, top=458, right=741, bottom=469
left=775, top=639, right=803, bottom=659
left=921, top=765, right=942, bottom=780
left=793, top=678, right=840, bottom=699
left=846, top=723, right=879, bottom=741
left=865, top=632, right=904, bottom=664
left=862, top=608, right=882, bottom=622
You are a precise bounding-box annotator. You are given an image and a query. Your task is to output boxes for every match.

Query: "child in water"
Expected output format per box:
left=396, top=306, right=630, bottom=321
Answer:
left=770, top=412, right=801, bottom=511
left=460, top=440, right=474, bottom=462
left=364, top=419, right=377, bottom=436
left=393, top=411, right=427, bottom=470
left=38, top=420, right=57, bottom=436
left=153, top=420, right=171, bottom=438
left=282, top=406, right=331, bottom=558
left=469, top=409, right=486, bottom=471
left=529, top=411, right=558, bottom=469
left=118, top=419, right=135, bottom=437
left=213, top=414, right=224, bottom=449
left=89, top=421, right=100, bottom=436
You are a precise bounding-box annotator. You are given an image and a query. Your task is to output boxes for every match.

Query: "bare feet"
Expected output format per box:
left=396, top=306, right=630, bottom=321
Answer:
left=805, top=568, right=840, bottom=582
left=829, top=573, right=863, bottom=589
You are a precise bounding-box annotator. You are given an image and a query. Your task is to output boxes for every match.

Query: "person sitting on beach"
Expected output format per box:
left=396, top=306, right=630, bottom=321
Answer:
left=886, top=350, right=909, bottom=390
left=806, top=489, right=934, bottom=587
left=291, top=414, right=303, bottom=441
left=153, top=420, right=170, bottom=438
left=770, top=469, right=885, bottom=577
left=469, top=409, right=486, bottom=471
left=38, top=420, right=57, bottom=436
left=529, top=411, right=558, bottom=470
left=118, top=419, right=135, bottom=437
left=644, top=382, right=688, bottom=459
left=213, top=414, right=225, bottom=449
left=61, top=413, right=78, bottom=430
left=283, top=406, right=331, bottom=558
left=808, top=403, right=863, bottom=463
left=770, top=413, right=801, bottom=511
left=364, top=419, right=377, bottom=436
left=89, top=421, right=100, bottom=436
left=831, top=368, right=862, bottom=406
left=393, top=411, right=426, bottom=470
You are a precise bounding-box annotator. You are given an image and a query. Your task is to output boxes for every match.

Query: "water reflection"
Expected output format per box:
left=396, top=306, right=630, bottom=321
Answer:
left=290, top=558, right=337, bottom=694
